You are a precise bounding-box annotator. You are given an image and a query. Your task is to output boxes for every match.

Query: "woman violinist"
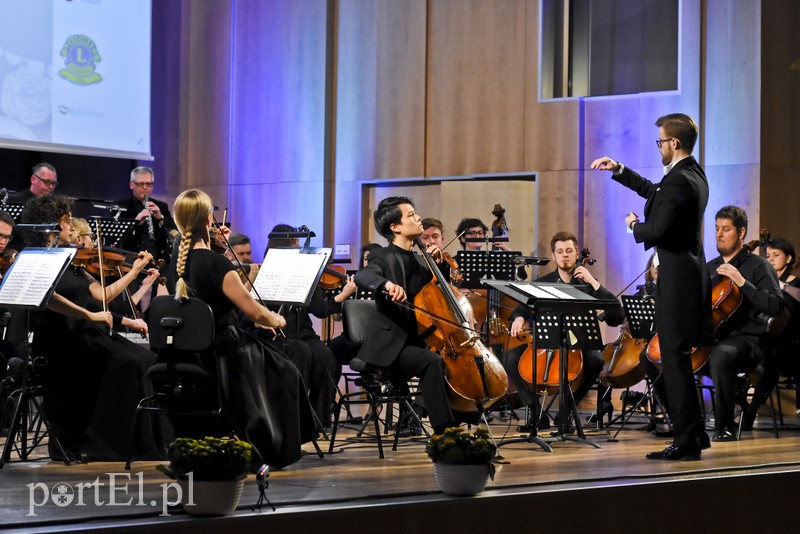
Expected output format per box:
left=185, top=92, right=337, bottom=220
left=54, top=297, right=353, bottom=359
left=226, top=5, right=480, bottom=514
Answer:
left=20, top=195, right=160, bottom=462
left=503, top=231, right=624, bottom=431
left=354, top=196, right=461, bottom=435
left=164, top=190, right=316, bottom=468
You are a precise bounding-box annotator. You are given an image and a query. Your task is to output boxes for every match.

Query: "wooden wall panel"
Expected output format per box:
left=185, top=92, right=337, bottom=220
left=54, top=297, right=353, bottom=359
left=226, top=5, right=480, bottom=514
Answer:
left=426, top=0, right=527, bottom=176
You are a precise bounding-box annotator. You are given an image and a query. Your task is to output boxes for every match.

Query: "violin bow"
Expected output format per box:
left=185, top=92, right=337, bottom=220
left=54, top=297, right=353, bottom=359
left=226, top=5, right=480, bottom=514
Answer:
left=93, top=218, right=113, bottom=336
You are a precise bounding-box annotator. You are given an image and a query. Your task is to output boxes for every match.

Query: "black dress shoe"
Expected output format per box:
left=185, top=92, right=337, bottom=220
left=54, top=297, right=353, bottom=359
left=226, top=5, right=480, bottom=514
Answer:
left=646, top=442, right=701, bottom=461
left=712, top=428, right=737, bottom=442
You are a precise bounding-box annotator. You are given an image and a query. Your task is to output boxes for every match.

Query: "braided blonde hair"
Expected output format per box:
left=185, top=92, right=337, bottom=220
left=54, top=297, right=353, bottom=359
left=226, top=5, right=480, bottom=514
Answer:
left=172, top=189, right=213, bottom=300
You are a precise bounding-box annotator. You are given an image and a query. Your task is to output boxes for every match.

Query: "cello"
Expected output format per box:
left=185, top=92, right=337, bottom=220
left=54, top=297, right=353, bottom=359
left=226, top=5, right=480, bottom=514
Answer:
left=412, top=238, right=509, bottom=413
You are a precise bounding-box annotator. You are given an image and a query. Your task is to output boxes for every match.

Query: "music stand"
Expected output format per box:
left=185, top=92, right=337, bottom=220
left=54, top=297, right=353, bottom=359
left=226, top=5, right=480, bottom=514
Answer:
left=606, top=295, right=661, bottom=442
left=487, top=280, right=616, bottom=450
left=455, top=250, right=521, bottom=289
left=0, top=202, right=24, bottom=220
left=0, top=247, right=77, bottom=467
left=93, top=217, right=136, bottom=248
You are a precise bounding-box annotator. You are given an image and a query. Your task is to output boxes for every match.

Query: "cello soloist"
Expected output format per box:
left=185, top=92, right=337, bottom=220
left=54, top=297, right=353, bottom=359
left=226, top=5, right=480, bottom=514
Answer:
left=354, top=197, right=461, bottom=435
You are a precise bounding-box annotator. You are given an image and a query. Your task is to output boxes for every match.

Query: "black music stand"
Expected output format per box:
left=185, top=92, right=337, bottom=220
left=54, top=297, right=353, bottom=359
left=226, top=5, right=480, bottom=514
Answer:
left=606, top=295, right=661, bottom=442
left=93, top=217, right=136, bottom=248
left=0, top=247, right=77, bottom=467
left=455, top=249, right=520, bottom=289
left=487, top=280, right=616, bottom=450
left=0, top=202, right=24, bottom=220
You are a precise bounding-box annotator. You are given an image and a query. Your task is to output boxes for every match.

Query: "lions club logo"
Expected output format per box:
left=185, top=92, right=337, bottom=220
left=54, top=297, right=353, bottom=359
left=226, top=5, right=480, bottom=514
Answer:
left=58, top=35, right=103, bottom=85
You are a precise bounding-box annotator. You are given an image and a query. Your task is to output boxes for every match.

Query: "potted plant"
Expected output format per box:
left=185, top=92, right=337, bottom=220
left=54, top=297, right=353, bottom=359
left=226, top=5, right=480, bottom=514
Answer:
left=425, top=426, right=500, bottom=496
left=157, top=436, right=252, bottom=515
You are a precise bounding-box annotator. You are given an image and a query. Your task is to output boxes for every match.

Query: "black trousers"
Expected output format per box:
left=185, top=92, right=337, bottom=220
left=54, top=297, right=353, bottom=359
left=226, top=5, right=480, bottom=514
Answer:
left=658, top=332, right=705, bottom=447
left=387, top=345, right=454, bottom=433
left=703, top=335, right=760, bottom=431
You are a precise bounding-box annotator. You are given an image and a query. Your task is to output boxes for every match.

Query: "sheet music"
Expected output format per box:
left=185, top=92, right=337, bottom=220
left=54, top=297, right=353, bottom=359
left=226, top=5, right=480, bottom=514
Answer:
left=251, top=247, right=330, bottom=305
left=0, top=248, right=76, bottom=308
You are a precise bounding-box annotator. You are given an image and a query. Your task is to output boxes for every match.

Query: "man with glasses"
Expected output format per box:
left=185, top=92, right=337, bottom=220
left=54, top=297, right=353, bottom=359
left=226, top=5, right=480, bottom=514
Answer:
left=9, top=163, right=58, bottom=204
left=591, top=113, right=713, bottom=461
left=116, top=166, right=174, bottom=263
left=455, top=217, right=510, bottom=252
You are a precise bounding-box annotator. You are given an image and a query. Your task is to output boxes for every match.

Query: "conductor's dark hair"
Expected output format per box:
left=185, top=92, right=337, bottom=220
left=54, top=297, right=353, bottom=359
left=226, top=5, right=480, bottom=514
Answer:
left=715, top=205, right=748, bottom=234
left=655, top=113, right=699, bottom=153
left=374, top=196, right=413, bottom=241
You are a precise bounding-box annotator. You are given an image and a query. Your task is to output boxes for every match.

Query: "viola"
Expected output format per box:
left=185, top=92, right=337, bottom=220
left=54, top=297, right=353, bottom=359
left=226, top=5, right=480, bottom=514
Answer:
left=412, top=237, right=508, bottom=412
left=441, top=252, right=463, bottom=285
left=599, top=326, right=647, bottom=389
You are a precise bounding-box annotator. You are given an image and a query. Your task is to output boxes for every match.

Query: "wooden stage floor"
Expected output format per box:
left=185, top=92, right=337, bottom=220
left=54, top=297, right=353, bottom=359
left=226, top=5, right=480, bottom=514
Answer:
left=2, top=409, right=800, bottom=533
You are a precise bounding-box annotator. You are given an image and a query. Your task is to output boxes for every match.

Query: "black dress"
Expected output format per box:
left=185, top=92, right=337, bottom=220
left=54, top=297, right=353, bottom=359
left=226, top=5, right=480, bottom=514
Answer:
left=173, top=249, right=317, bottom=468
left=33, top=267, right=161, bottom=461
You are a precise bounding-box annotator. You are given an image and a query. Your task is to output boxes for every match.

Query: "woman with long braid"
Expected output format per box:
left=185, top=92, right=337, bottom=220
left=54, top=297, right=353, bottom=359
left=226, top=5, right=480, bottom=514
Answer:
left=166, top=189, right=317, bottom=469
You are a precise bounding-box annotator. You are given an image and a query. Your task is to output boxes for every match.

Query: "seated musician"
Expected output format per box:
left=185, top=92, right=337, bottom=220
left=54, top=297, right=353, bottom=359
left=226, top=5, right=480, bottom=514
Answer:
left=20, top=195, right=159, bottom=461
left=354, top=196, right=458, bottom=435
left=701, top=206, right=783, bottom=441
left=455, top=217, right=511, bottom=251
left=740, top=237, right=799, bottom=428
left=504, top=231, right=623, bottom=430
left=164, top=189, right=316, bottom=468
left=224, top=233, right=260, bottom=285
left=265, top=224, right=356, bottom=430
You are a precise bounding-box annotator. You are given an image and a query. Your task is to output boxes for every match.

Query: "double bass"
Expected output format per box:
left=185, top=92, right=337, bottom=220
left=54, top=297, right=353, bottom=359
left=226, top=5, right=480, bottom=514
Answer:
left=412, top=238, right=508, bottom=413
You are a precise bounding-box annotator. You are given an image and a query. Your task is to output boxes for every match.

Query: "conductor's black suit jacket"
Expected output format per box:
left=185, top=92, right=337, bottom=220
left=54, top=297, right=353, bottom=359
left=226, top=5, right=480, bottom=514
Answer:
left=354, top=245, right=433, bottom=367
left=612, top=156, right=713, bottom=346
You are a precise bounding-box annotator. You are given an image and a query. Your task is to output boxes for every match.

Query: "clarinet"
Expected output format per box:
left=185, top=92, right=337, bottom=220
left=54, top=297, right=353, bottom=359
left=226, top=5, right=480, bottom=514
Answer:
left=143, top=194, right=156, bottom=240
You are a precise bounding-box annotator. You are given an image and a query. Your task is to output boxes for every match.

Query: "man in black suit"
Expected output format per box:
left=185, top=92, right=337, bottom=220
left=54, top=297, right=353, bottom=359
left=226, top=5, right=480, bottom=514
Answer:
left=703, top=206, right=783, bottom=441
left=116, top=166, right=174, bottom=263
left=592, top=113, right=713, bottom=461
left=354, top=196, right=456, bottom=435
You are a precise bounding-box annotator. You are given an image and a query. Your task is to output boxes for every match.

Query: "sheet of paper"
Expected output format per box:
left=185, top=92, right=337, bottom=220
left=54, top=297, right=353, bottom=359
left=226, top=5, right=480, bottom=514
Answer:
left=251, top=248, right=329, bottom=305
left=511, top=282, right=556, bottom=300
left=0, top=248, right=75, bottom=307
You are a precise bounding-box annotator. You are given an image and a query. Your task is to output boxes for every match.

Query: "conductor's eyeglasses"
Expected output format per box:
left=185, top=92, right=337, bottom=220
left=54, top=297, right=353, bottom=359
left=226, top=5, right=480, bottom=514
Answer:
left=655, top=138, right=674, bottom=148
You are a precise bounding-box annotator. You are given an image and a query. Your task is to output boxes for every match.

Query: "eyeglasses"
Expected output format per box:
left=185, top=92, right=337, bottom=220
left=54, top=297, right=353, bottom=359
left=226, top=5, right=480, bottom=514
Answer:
left=33, top=174, right=59, bottom=188
left=0, top=234, right=12, bottom=241
left=132, top=181, right=154, bottom=188
left=465, top=230, right=485, bottom=237
left=655, top=138, right=674, bottom=148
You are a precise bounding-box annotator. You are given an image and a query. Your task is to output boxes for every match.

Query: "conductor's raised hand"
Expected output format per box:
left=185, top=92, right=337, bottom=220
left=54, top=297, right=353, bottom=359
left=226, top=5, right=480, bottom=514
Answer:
left=384, top=281, right=407, bottom=302
left=590, top=156, right=621, bottom=173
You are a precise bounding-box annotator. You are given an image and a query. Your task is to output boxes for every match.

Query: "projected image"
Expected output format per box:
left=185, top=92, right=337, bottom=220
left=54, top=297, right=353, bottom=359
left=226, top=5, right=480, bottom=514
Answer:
left=0, top=0, right=151, bottom=159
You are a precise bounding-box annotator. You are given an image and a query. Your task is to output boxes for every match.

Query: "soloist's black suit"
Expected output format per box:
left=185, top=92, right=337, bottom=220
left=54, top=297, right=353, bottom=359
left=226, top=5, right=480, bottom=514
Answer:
left=354, top=244, right=455, bottom=432
left=613, top=156, right=713, bottom=448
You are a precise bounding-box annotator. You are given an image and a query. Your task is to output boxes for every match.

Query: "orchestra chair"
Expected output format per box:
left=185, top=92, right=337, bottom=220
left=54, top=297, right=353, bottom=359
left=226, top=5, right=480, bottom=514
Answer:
left=735, top=368, right=779, bottom=440
left=125, top=296, right=220, bottom=470
left=328, top=299, right=427, bottom=459
left=0, top=355, right=69, bottom=468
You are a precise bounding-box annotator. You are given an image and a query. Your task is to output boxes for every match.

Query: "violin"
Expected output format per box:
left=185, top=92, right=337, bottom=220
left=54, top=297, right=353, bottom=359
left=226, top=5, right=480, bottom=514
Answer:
left=72, top=246, right=127, bottom=276
left=412, top=237, right=508, bottom=412
left=319, top=264, right=348, bottom=290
